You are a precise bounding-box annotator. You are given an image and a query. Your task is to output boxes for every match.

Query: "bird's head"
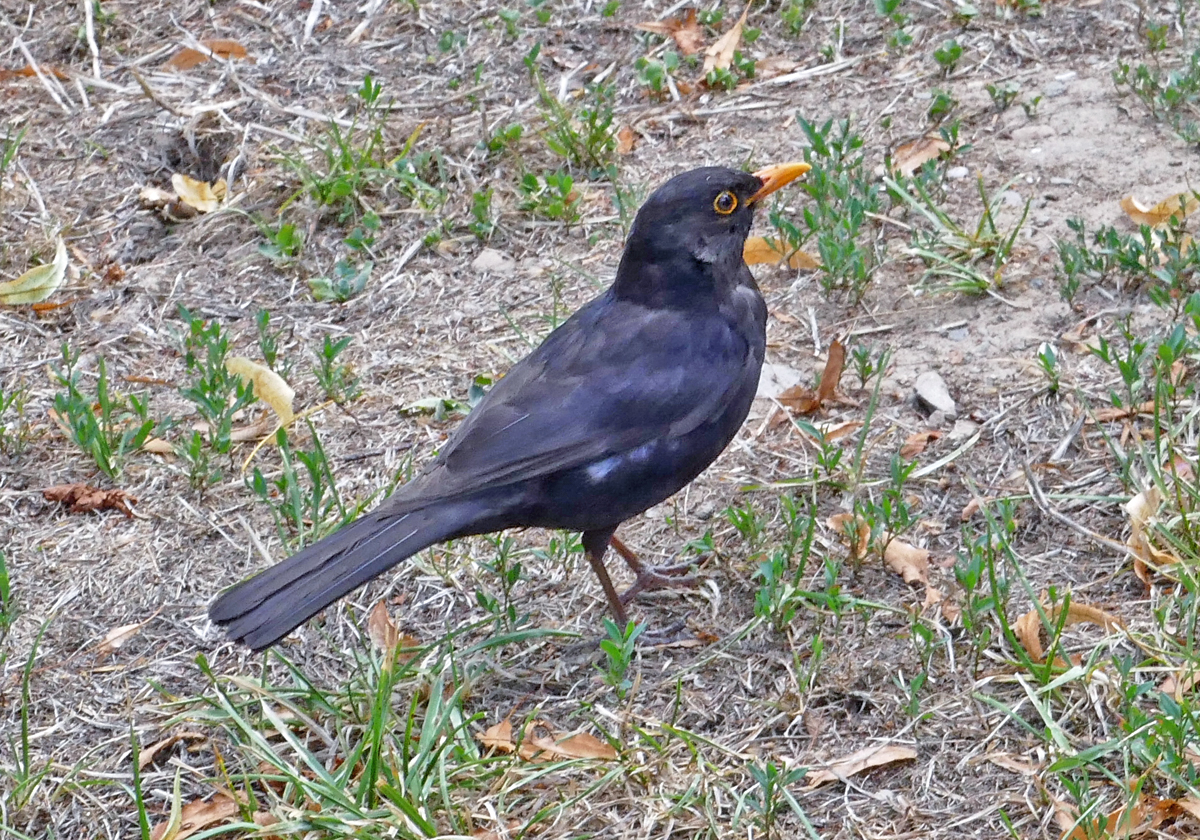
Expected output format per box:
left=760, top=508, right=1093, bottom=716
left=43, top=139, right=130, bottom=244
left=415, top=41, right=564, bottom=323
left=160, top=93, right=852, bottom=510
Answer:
left=615, top=163, right=810, bottom=306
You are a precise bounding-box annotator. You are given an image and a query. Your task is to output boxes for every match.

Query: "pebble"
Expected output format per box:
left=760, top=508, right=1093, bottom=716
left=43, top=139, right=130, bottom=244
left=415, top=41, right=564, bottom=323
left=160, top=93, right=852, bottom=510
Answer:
left=471, top=248, right=516, bottom=274
left=946, top=166, right=969, bottom=180
left=1042, top=80, right=1067, bottom=97
left=914, top=371, right=957, bottom=418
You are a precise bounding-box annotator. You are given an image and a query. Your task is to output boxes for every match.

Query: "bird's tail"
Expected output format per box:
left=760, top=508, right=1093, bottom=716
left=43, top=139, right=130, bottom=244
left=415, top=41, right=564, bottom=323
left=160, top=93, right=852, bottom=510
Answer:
left=209, top=501, right=466, bottom=651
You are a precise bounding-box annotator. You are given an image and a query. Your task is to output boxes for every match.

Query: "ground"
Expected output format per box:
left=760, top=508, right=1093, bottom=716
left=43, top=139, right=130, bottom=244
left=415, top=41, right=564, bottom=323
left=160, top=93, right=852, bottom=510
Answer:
left=3, top=1, right=1200, bottom=839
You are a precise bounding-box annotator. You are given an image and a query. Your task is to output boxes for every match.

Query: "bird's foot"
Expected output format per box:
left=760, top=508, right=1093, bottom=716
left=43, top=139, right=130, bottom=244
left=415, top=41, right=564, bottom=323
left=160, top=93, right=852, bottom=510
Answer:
left=636, top=617, right=692, bottom=647
left=619, top=561, right=699, bottom=605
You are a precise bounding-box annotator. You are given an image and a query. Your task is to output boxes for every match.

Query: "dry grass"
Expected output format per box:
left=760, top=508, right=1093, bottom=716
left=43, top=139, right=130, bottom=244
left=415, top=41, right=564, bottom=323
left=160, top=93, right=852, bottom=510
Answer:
left=3, top=0, right=1200, bottom=838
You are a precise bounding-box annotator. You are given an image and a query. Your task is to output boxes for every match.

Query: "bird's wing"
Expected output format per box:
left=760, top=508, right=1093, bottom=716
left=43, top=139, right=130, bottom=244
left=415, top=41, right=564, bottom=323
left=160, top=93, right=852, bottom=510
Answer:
left=400, top=291, right=758, bottom=502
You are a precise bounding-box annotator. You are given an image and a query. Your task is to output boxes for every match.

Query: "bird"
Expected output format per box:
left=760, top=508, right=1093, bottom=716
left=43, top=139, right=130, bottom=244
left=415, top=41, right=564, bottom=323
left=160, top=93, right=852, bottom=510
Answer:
left=210, top=162, right=810, bottom=651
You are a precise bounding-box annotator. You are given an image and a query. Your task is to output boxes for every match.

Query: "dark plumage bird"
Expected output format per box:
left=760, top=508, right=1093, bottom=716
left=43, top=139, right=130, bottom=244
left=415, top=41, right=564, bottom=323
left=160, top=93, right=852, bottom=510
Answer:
left=210, top=162, right=809, bottom=650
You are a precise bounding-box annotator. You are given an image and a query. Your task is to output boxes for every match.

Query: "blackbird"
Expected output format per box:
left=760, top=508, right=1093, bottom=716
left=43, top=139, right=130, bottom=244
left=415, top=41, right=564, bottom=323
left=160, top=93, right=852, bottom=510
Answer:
left=210, top=162, right=809, bottom=650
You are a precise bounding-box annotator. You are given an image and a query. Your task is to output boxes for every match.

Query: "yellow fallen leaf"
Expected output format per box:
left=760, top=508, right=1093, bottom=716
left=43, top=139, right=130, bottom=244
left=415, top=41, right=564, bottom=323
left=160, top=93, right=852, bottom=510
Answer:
left=1120, top=192, right=1199, bottom=227
left=743, top=236, right=820, bottom=269
left=702, top=4, right=750, bottom=76
left=804, top=743, right=918, bottom=789
left=0, top=237, right=67, bottom=305
left=171, top=173, right=226, bottom=213
left=226, top=357, right=295, bottom=425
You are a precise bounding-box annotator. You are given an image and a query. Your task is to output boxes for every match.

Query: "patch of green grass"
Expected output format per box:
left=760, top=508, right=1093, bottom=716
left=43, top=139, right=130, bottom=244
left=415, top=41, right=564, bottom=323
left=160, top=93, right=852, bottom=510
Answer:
left=518, top=170, right=581, bottom=223
left=598, top=618, right=644, bottom=700
left=52, top=345, right=155, bottom=481
left=309, top=258, right=373, bottom=302
left=0, top=375, right=31, bottom=456
left=1114, top=48, right=1200, bottom=143
left=175, top=306, right=255, bottom=456
left=313, top=334, right=362, bottom=405
left=525, top=44, right=616, bottom=176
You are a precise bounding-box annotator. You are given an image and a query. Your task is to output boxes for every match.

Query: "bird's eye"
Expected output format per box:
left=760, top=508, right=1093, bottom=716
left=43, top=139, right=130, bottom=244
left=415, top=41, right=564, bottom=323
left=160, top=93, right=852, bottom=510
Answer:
left=713, top=191, right=738, bottom=215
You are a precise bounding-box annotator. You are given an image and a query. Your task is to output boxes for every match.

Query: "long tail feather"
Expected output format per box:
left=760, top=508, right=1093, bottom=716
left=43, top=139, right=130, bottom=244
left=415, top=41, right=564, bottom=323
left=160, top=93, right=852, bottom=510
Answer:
left=209, top=503, right=462, bottom=650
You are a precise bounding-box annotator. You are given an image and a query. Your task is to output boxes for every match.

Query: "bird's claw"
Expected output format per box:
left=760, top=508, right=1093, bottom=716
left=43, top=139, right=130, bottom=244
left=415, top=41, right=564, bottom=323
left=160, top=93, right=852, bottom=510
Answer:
left=619, top=562, right=699, bottom=604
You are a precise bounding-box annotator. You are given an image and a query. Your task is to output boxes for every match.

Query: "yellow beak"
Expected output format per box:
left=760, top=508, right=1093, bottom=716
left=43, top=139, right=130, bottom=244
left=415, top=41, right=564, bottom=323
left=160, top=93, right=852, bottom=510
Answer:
left=748, top=162, right=811, bottom=204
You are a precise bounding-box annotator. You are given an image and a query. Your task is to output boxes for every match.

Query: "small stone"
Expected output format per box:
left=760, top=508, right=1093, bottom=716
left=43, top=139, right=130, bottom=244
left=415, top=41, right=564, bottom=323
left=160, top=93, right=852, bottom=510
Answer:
left=948, top=327, right=969, bottom=341
left=756, top=362, right=804, bottom=399
left=1042, top=80, right=1067, bottom=97
left=1050, top=177, right=1074, bottom=186
left=948, top=418, right=980, bottom=441
left=914, top=371, right=957, bottom=418
left=946, top=166, right=969, bottom=180
left=471, top=248, right=516, bottom=274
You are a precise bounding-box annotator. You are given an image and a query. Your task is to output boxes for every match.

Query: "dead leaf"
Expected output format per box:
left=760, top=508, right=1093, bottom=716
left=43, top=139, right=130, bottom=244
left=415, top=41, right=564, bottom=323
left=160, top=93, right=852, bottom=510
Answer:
left=150, top=793, right=240, bottom=840
left=1159, top=667, right=1200, bottom=701
left=163, top=39, right=251, bottom=71
left=743, top=236, right=820, bottom=269
left=1054, top=793, right=1150, bottom=840
left=702, top=4, right=750, bottom=76
left=143, top=437, right=175, bottom=455
left=755, top=55, right=800, bottom=79
left=890, top=136, right=952, bottom=177
left=900, top=430, right=941, bottom=459
left=367, top=600, right=399, bottom=655
left=616, top=125, right=636, bottom=155
left=817, top=339, right=844, bottom=405
left=1014, top=599, right=1123, bottom=664
left=96, top=615, right=156, bottom=655
left=138, top=732, right=207, bottom=770
left=960, top=496, right=987, bottom=520
left=0, top=237, right=68, bottom=305
left=804, top=743, right=918, bottom=789
left=477, top=718, right=617, bottom=762
left=1125, top=486, right=1179, bottom=583
left=984, top=752, right=1042, bottom=775
left=637, top=9, right=705, bottom=55
left=0, top=64, right=70, bottom=81
left=226, top=357, right=295, bottom=425
left=43, top=483, right=136, bottom=517
left=1120, top=192, right=1200, bottom=228
left=884, top=539, right=929, bottom=586
left=827, top=513, right=869, bottom=559
left=171, top=173, right=226, bottom=214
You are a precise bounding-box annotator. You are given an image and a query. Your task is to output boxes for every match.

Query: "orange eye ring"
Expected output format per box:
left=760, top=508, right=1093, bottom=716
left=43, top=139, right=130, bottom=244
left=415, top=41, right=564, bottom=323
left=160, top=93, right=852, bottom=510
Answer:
left=713, top=191, right=738, bottom=215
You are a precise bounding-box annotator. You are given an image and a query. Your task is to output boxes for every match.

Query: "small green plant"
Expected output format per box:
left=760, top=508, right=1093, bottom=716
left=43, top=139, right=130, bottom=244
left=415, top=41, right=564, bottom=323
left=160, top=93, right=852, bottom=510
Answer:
left=705, top=52, right=755, bottom=90
left=933, top=39, right=962, bottom=74
left=0, top=123, right=27, bottom=196
left=480, top=122, right=524, bottom=157
left=52, top=346, right=155, bottom=480
left=928, top=89, right=956, bottom=123
left=602, top=0, right=619, bottom=16
left=781, top=0, right=816, bottom=35
left=0, top=550, right=13, bottom=663
left=517, top=170, right=580, bottom=223
left=254, top=309, right=291, bottom=377
left=598, top=618, right=644, bottom=699
left=476, top=535, right=525, bottom=630
left=313, top=335, right=362, bottom=405
left=344, top=210, right=379, bottom=253
left=635, top=50, right=681, bottom=97
left=497, top=8, right=520, bottom=38
left=310, top=258, right=373, bottom=302
left=885, top=173, right=1030, bottom=295
left=468, top=188, right=496, bottom=239
left=176, top=306, right=255, bottom=454
left=250, top=423, right=360, bottom=550
left=0, top=376, right=31, bottom=455
left=848, top=342, right=888, bottom=389
left=986, top=80, right=1021, bottom=111
left=257, top=218, right=303, bottom=265
left=526, top=44, right=616, bottom=175
left=745, top=760, right=815, bottom=840
left=1036, top=342, right=1060, bottom=394
left=1022, top=94, right=1042, bottom=118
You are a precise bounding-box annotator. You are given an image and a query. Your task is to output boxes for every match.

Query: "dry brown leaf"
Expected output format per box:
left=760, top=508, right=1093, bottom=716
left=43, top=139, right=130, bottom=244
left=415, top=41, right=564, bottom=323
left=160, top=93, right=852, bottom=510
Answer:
left=883, top=539, right=929, bottom=586
left=1120, top=192, right=1200, bottom=228
left=960, top=496, right=987, bottom=520
left=755, top=55, right=800, bottom=79
left=143, top=437, right=175, bottom=455
left=817, top=339, right=844, bottom=405
left=163, top=39, right=251, bottom=71
left=226, top=357, right=295, bottom=425
left=96, top=614, right=157, bottom=655
left=43, top=483, right=136, bottom=517
left=900, top=430, right=941, bottom=459
left=616, top=125, right=636, bottom=155
left=777, top=384, right=821, bottom=414
left=984, top=752, right=1042, bottom=775
left=702, top=4, right=750, bottom=76
left=150, top=793, right=240, bottom=840
left=171, top=173, right=226, bottom=213
left=138, top=732, right=207, bottom=770
left=367, top=600, right=400, bottom=655
left=476, top=718, right=617, bottom=762
left=804, top=743, right=918, bottom=789
left=0, top=237, right=68, bottom=305
left=1159, top=667, right=1200, bottom=701
left=1125, top=486, right=1179, bottom=582
left=637, top=9, right=705, bottom=55
left=743, top=236, right=820, bottom=269
left=827, top=512, right=869, bottom=559
left=890, top=136, right=952, bottom=177
left=1014, top=599, right=1123, bottom=664
left=1055, top=794, right=1149, bottom=840
left=0, top=64, right=70, bottom=81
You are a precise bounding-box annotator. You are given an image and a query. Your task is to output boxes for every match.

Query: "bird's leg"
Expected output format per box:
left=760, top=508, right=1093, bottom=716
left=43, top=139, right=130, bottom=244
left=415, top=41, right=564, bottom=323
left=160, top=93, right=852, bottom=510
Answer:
left=608, top=534, right=699, bottom=605
left=582, top=529, right=630, bottom=626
